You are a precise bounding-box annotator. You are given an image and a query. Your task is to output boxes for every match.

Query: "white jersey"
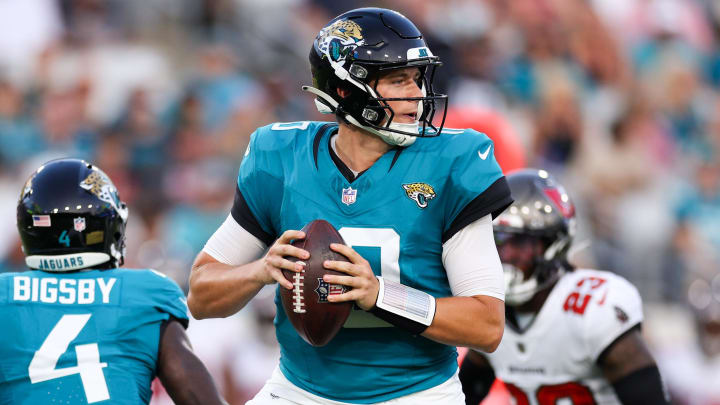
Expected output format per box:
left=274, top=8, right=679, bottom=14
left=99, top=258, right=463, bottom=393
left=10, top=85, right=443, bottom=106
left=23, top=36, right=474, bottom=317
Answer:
left=484, top=269, right=644, bottom=405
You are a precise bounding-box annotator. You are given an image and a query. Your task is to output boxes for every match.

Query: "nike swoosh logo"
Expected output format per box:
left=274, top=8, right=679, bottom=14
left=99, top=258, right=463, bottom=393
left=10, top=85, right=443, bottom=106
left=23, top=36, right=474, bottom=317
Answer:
left=478, top=146, right=492, bottom=160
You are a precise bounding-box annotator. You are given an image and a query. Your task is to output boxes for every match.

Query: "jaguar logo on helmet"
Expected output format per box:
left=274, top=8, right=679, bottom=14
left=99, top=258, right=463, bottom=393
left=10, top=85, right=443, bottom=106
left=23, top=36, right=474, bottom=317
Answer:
left=21, top=176, right=33, bottom=199
left=316, top=19, right=365, bottom=63
left=80, top=171, right=128, bottom=220
left=402, top=183, right=436, bottom=209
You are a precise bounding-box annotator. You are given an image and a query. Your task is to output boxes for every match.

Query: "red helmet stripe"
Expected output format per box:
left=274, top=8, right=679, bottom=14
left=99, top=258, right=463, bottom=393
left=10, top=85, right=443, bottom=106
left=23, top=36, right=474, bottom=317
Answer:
left=544, top=188, right=575, bottom=218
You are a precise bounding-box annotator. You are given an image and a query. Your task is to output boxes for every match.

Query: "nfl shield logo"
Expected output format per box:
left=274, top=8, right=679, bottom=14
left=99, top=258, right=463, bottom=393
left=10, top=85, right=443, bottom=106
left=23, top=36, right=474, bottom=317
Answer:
left=315, top=278, right=347, bottom=303
left=341, top=187, right=357, bottom=205
left=74, top=217, right=86, bottom=232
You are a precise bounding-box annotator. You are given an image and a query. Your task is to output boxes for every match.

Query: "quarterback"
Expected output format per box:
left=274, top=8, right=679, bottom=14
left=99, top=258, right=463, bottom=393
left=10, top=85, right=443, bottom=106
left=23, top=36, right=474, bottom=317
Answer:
left=0, top=159, right=226, bottom=405
left=459, top=169, right=667, bottom=405
left=188, top=7, right=513, bottom=405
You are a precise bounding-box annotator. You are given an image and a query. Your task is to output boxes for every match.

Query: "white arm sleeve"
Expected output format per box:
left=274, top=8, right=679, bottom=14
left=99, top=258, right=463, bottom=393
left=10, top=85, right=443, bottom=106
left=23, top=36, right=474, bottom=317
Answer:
left=442, top=214, right=505, bottom=300
left=202, top=214, right=267, bottom=265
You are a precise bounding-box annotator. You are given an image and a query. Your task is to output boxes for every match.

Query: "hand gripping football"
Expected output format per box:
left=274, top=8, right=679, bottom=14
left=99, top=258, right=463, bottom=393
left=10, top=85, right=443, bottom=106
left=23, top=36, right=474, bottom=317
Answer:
left=280, top=220, right=353, bottom=347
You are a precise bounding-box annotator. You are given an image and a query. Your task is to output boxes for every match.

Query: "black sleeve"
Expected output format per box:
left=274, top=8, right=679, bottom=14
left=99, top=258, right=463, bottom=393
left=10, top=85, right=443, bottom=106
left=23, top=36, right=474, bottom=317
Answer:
left=230, top=185, right=274, bottom=246
left=162, top=315, right=189, bottom=331
left=459, top=355, right=496, bottom=405
left=612, top=365, right=669, bottom=405
left=368, top=305, right=429, bottom=335
left=442, top=176, right=513, bottom=243
left=596, top=324, right=669, bottom=405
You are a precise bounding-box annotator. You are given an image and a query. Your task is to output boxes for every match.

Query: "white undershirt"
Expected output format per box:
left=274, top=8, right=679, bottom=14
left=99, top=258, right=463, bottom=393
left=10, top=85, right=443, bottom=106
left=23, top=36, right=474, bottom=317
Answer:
left=202, top=214, right=504, bottom=300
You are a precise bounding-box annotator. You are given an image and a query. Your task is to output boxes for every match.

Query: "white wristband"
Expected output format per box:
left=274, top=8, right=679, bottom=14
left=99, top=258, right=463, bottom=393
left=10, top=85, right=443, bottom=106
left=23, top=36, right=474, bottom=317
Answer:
left=375, top=276, right=436, bottom=327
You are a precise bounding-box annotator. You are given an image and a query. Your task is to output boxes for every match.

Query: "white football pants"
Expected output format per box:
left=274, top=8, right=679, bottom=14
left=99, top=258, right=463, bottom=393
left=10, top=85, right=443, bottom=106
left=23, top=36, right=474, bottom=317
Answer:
left=246, top=366, right=465, bottom=405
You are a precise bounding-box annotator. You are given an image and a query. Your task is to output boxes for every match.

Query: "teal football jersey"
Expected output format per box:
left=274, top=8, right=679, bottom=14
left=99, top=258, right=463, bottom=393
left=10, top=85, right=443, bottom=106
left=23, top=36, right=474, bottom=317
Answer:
left=234, top=121, right=512, bottom=403
left=0, top=268, right=188, bottom=405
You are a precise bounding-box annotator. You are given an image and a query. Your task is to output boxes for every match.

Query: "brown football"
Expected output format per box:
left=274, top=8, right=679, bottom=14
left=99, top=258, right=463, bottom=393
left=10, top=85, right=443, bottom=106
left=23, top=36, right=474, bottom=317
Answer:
left=280, top=219, right=353, bottom=347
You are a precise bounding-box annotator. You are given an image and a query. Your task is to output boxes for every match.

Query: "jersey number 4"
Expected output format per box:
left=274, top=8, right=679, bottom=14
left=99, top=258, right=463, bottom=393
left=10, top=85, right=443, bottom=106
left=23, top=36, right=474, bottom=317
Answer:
left=28, top=314, right=110, bottom=403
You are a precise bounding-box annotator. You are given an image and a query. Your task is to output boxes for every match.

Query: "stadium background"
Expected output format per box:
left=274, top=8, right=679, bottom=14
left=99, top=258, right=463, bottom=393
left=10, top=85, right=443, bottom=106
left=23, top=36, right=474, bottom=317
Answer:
left=0, top=0, right=718, bottom=403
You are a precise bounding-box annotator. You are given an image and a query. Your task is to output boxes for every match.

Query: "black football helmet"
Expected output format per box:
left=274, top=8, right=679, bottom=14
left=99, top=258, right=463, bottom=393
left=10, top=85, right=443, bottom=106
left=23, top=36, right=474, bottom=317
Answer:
left=493, top=169, right=576, bottom=305
left=17, top=158, right=128, bottom=272
left=305, top=7, right=447, bottom=146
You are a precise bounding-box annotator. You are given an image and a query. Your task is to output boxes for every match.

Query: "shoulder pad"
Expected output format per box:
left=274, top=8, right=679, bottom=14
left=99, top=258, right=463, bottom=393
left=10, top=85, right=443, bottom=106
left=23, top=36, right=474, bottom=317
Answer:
left=559, top=270, right=644, bottom=360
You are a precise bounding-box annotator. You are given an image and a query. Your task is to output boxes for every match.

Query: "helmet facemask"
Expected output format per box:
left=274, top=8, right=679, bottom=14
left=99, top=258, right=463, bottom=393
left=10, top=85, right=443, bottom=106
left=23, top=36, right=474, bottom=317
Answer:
left=493, top=169, right=576, bottom=306
left=496, top=233, right=567, bottom=306
left=350, top=62, right=446, bottom=132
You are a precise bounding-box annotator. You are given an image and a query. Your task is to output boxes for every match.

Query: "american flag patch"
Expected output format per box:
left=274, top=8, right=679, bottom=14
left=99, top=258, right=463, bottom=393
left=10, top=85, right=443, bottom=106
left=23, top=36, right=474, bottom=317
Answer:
left=32, top=215, right=51, bottom=227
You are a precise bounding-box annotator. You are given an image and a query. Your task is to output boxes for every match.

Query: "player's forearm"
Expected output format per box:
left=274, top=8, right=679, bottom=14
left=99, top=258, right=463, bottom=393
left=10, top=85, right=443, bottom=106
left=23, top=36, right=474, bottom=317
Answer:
left=423, top=295, right=504, bottom=352
left=187, top=260, right=265, bottom=319
left=158, top=321, right=229, bottom=405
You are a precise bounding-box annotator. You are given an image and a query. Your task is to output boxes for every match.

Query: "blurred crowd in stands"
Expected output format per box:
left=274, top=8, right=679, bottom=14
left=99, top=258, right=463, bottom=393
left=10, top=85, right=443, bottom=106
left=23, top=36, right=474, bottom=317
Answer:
left=1, top=0, right=719, bottom=403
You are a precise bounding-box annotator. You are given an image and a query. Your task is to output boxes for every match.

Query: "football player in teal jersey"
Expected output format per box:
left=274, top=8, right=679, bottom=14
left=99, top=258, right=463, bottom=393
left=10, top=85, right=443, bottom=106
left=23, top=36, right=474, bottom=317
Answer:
left=0, top=158, right=226, bottom=405
left=188, top=7, right=513, bottom=405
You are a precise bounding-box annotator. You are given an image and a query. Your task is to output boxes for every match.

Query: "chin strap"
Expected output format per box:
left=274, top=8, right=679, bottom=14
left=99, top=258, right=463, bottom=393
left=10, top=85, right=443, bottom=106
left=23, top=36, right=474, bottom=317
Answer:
left=503, top=263, right=538, bottom=306
left=302, top=85, right=417, bottom=147
left=302, top=85, right=338, bottom=114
